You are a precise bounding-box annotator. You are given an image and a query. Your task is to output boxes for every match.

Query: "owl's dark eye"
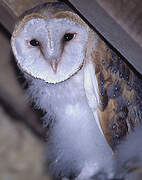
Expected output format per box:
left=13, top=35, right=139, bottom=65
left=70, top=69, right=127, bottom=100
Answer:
left=64, top=33, right=74, bottom=42
left=30, top=39, right=40, bottom=47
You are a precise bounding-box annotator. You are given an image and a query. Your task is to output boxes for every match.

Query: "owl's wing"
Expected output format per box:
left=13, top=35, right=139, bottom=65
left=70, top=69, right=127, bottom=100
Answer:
left=85, top=36, right=142, bottom=148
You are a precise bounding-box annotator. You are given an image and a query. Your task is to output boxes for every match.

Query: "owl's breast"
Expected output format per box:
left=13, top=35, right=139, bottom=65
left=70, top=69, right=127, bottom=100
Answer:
left=46, top=68, right=112, bottom=150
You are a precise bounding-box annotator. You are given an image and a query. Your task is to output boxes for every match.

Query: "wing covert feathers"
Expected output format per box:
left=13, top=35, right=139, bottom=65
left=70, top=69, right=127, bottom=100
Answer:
left=92, top=39, right=142, bottom=148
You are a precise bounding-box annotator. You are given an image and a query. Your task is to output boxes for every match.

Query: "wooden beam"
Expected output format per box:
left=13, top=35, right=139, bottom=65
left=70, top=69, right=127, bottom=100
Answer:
left=0, top=0, right=55, bottom=33
left=97, top=0, right=142, bottom=47
left=1, top=0, right=142, bottom=46
left=0, top=1, right=17, bottom=33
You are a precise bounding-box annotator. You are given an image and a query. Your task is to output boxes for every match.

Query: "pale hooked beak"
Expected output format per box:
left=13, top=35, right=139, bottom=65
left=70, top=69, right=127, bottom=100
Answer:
left=50, top=60, right=59, bottom=73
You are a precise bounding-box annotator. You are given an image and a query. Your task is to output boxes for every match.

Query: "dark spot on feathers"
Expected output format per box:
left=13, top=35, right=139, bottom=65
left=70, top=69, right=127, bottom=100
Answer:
left=100, top=87, right=104, bottom=96
left=102, top=59, right=105, bottom=65
left=107, top=84, right=121, bottom=99
left=119, top=64, right=125, bottom=79
left=112, top=123, right=117, bottom=130
left=126, top=82, right=132, bottom=91
left=127, top=100, right=130, bottom=106
left=119, top=57, right=123, bottom=64
left=116, top=96, right=124, bottom=106
left=99, top=87, right=108, bottom=111
left=111, top=61, right=119, bottom=73
left=124, top=68, right=130, bottom=81
left=99, top=73, right=104, bottom=86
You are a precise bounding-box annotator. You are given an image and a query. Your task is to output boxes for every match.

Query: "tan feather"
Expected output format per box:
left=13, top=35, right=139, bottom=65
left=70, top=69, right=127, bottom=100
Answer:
left=92, top=38, right=142, bottom=147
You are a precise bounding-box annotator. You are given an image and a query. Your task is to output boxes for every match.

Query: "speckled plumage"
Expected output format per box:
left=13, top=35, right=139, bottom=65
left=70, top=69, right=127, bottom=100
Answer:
left=92, top=39, right=142, bottom=147
left=11, top=1, right=142, bottom=180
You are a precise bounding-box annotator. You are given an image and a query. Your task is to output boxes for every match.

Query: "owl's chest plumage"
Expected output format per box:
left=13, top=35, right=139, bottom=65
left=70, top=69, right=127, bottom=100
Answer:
left=39, top=63, right=114, bottom=178
left=45, top=66, right=99, bottom=144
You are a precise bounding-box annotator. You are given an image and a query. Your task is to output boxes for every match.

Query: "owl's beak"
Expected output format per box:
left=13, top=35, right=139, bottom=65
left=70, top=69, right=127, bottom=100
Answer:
left=50, top=60, right=58, bottom=73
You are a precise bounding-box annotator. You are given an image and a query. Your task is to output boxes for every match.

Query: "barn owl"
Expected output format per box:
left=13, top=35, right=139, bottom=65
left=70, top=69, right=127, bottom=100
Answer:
left=11, top=1, right=142, bottom=180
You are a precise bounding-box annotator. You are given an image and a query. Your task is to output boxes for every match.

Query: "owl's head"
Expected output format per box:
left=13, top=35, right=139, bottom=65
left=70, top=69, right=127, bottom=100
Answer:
left=11, top=2, right=90, bottom=83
